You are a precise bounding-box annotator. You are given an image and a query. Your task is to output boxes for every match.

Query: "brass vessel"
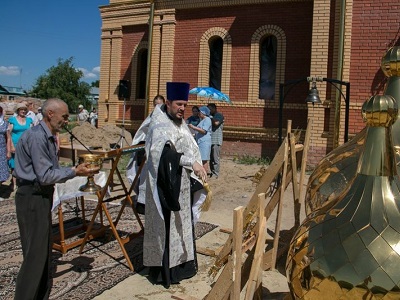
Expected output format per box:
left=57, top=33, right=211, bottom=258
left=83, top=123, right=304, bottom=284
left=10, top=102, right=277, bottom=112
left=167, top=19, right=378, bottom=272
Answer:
left=78, top=154, right=104, bottom=193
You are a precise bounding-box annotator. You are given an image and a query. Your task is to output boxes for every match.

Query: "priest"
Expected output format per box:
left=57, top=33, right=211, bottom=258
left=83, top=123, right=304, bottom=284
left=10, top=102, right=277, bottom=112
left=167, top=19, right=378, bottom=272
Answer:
left=142, top=82, right=208, bottom=288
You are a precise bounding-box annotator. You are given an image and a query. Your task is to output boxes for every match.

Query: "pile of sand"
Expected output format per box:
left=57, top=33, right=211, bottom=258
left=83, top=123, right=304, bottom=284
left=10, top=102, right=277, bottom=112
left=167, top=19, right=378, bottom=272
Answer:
left=59, top=122, right=133, bottom=150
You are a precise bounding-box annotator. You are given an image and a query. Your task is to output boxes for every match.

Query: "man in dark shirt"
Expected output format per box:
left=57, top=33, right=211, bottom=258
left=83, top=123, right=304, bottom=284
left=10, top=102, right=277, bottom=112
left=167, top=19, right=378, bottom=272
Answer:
left=13, top=98, right=98, bottom=300
left=207, top=103, right=224, bottom=178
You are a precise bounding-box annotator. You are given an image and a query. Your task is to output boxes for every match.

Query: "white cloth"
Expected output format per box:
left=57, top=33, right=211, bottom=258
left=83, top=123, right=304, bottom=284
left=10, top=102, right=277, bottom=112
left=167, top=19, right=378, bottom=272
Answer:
left=192, top=189, right=207, bottom=224
left=52, top=171, right=107, bottom=211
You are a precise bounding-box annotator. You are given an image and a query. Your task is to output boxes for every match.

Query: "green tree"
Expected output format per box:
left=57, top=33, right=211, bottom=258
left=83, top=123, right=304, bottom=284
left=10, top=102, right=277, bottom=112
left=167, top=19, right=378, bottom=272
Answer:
left=91, top=80, right=99, bottom=87
left=31, top=57, right=91, bottom=111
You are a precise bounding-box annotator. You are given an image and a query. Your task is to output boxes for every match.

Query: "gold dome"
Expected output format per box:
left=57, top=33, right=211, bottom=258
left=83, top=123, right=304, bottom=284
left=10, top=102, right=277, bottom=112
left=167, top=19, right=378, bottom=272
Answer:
left=362, top=95, right=397, bottom=127
left=304, top=46, right=400, bottom=215
left=287, top=94, right=400, bottom=299
left=381, top=47, right=400, bottom=77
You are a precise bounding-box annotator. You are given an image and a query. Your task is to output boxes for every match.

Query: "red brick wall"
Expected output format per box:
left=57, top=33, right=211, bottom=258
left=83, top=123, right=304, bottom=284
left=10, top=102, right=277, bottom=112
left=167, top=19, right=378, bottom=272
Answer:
left=120, top=25, right=149, bottom=84
left=117, top=1, right=400, bottom=165
left=173, top=2, right=313, bottom=130
left=349, top=0, right=400, bottom=134
left=120, top=25, right=149, bottom=122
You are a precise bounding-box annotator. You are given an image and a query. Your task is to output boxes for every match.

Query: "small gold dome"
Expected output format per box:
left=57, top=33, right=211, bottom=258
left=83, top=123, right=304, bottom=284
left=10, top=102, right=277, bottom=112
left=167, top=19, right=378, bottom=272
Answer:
left=381, top=47, right=400, bottom=77
left=362, top=95, right=398, bottom=127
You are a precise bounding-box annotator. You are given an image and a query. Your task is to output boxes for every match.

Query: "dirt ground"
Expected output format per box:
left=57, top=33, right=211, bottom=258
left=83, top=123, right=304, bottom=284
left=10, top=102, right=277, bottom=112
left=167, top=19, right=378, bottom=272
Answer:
left=0, top=123, right=308, bottom=299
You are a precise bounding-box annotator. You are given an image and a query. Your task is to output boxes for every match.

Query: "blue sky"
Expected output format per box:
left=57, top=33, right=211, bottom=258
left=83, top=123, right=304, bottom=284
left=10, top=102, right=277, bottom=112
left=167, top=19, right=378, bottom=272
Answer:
left=0, top=0, right=107, bottom=91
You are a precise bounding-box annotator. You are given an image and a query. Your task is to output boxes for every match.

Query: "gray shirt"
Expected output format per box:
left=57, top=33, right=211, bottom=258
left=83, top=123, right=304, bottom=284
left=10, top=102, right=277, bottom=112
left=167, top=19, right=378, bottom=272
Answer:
left=210, top=112, right=224, bottom=145
left=13, top=121, right=75, bottom=185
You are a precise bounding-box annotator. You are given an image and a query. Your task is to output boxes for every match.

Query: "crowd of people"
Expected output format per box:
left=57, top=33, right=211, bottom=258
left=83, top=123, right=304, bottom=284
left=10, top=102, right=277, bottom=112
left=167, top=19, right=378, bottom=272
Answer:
left=0, top=102, right=98, bottom=193
left=6, top=83, right=226, bottom=298
left=187, top=103, right=224, bottom=179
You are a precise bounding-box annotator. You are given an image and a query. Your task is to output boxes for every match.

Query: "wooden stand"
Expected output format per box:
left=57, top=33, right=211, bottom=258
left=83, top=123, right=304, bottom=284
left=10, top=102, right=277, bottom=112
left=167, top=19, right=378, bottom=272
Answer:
left=78, top=145, right=146, bottom=271
left=52, top=196, right=107, bottom=254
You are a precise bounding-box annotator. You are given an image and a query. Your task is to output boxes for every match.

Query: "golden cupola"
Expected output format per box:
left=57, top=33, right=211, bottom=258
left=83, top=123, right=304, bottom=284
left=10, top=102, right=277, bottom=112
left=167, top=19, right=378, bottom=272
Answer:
left=286, top=94, right=400, bottom=299
left=304, top=46, right=400, bottom=216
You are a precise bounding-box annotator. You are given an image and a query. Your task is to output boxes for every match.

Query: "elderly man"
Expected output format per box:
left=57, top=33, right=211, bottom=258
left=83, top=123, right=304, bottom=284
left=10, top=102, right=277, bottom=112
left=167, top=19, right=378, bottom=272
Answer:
left=13, top=98, right=98, bottom=300
left=143, top=82, right=207, bottom=288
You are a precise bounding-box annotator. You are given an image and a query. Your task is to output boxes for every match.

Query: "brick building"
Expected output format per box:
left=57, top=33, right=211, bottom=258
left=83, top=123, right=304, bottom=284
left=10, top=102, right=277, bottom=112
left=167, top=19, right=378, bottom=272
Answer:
left=97, top=0, right=400, bottom=167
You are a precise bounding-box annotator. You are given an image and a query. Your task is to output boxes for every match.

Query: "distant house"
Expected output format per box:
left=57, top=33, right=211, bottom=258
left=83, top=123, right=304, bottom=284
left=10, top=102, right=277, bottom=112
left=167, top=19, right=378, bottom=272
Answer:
left=87, top=87, right=99, bottom=107
left=0, top=85, right=27, bottom=101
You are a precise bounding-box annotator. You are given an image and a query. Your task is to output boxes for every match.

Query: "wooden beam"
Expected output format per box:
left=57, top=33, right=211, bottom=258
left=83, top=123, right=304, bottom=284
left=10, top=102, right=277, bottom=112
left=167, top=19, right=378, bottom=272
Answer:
left=245, top=193, right=267, bottom=299
left=271, top=136, right=289, bottom=270
left=205, top=260, right=234, bottom=300
left=197, top=247, right=217, bottom=257
left=209, top=141, right=287, bottom=276
left=232, top=206, right=244, bottom=299
left=289, top=132, right=301, bottom=228
left=171, top=293, right=201, bottom=300
left=299, top=118, right=312, bottom=204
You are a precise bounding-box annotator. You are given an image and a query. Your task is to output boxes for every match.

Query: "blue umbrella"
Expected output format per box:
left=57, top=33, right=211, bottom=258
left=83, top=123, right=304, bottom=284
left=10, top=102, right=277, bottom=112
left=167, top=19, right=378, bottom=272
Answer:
left=189, top=86, right=232, bottom=105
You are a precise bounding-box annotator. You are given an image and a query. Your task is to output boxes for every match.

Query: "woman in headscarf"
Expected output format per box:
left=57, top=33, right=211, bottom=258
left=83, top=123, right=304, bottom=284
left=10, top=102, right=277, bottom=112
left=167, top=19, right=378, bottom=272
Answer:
left=0, top=106, right=10, bottom=184
left=188, top=106, right=212, bottom=175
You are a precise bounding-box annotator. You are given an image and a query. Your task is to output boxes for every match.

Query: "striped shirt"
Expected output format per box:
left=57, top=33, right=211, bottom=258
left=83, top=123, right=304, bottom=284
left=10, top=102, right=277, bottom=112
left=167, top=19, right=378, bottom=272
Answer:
left=210, top=112, right=224, bottom=145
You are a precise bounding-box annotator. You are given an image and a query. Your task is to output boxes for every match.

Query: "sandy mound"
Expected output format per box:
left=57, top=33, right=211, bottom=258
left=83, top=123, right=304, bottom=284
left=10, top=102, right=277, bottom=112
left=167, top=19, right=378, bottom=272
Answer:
left=59, top=122, right=133, bottom=150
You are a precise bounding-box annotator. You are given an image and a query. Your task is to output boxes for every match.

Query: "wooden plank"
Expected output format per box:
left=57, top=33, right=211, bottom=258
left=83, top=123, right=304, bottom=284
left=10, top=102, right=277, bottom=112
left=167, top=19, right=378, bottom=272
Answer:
left=209, top=142, right=286, bottom=276
left=232, top=206, right=244, bottom=300
left=205, top=260, right=234, bottom=300
left=289, top=132, right=301, bottom=228
left=219, top=227, right=232, bottom=234
left=264, top=168, right=293, bottom=220
left=197, top=247, right=217, bottom=257
left=271, top=137, right=289, bottom=270
left=171, top=293, right=201, bottom=300
left=245, top=194, right=267, bottom=299
left=289, top=132, right=300, bottom=202
left=242, top=234, right=256, bottom=253
left=299, top=118, right=312, bottom=204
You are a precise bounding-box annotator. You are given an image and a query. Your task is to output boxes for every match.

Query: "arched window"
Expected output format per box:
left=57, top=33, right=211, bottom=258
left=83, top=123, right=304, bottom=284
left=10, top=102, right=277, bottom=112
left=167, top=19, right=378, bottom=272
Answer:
left=209, top=37, right=223, bottom=90
left=248, top=25, right=285, bottom=104
left=136, top=48, right=148, bottom=99
left=259, top=35, right=277, bottom=100
left=197, top=28, right=232, bottom=97
left=130, top=41, right=148, bottom=101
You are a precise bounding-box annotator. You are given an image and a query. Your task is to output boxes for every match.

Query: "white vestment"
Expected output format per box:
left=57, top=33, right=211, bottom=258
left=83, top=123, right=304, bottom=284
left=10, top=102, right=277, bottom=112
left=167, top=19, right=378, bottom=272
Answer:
left=143, top=104, right=203, bottom=268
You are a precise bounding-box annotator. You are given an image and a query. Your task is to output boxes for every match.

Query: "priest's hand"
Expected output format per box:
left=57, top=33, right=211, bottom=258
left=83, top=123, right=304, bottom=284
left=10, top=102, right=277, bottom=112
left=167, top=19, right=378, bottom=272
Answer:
left=193, top=161, right=207, bottom=182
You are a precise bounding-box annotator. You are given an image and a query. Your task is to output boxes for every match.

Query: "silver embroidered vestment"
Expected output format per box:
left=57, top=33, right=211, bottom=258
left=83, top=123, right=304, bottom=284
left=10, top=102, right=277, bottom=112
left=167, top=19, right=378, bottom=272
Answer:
left=143, top=104, right=202, bottom=268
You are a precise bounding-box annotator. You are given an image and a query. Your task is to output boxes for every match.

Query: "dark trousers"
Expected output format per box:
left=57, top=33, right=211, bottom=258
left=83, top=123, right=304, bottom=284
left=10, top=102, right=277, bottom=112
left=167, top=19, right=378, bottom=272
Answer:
left=14, top=184, right=54, bottom=300
left=210, top=144, right=221, bottom=177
